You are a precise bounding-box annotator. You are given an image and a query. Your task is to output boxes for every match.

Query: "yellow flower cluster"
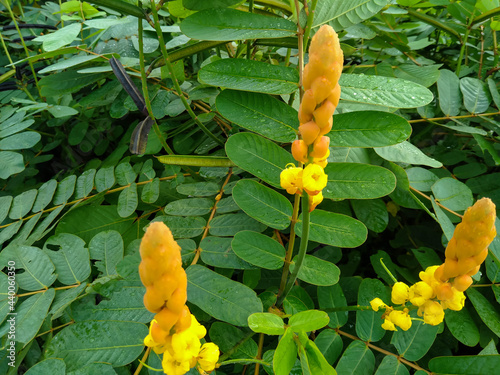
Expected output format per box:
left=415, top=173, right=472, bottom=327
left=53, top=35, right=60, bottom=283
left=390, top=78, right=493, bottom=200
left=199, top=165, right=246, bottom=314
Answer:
left=371, top=198, right=496, bottom=331
left=280, top=24, right=343, bottom=211
left=139, top=222, right=219, bottom=374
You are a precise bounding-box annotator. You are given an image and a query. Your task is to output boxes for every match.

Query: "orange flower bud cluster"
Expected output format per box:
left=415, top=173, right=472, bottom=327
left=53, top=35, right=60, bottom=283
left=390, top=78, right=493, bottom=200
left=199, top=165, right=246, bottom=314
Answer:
left=139, top=222, right=220, bottom=374
left=282, top=25, right=343, bottom=211
left=434, top=197, right=496, bottom=291
left=371, top=198, right=496, bottom=331
left=139, top=222, right=191, bottom=337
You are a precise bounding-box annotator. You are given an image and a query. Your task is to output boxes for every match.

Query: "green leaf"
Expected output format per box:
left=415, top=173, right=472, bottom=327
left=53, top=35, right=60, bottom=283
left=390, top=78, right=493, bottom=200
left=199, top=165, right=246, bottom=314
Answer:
left=53, top=175, right=77, bottom=205
left=115, top=162, right=137, bottom=185
left=274, top=327, right=298, bottom=375
left=24, top=358, right=66, bottom=375
left=199, top=59, right=299, bottom=95
left=186, top=264, right=263, bottom=326
left=233, top=179, right=292, bottom=230
left=141, top=177, right=160, bottom=204
left=0, top=131, right=41, bottom=150
left=66, top=363, right=117, bottom=375
left=45, top=321, right=147, bottom=371
left=339, top=74, right=433, bottom=108
left=117, top=183, right=138, bottom=218
left=406, top=167, right=439, bottom=192
left=394, top=64, right=441, bottom=88
left=284, top=285, right=315, bottom=315
left=43, top=233, right=91, bottom=284
left=73, top=281, right=153, bottom=323
left=0, top=196, right=12, bottom=225
left=356, top=278, right=388, bottom=342
left=209, top=213, right=266, bottom=236
left=49, top=283, right=87, bottom=320
left=248, top=312, right=285, bottom=335
left=0, top=245, right=57, bottom=291
left=352, top=199, right=389, bottom=233
left=460, top=77, right=492, bottom=114
left=95, top=166, right=115, bottom=192
left=429, top=355, right=500, bottom=375
left=10, top=288, right=55, bottom=344
left=32, top=180, right=57, bottom=212
left=445, top=308, right=480, bottom=347
left=304, top=338, right=337, bottom=375
left=437, top=69, right=462, bottom=116
left=200, top=236, right=256, bottom=269
left=181, top=8, right=296, bottom=41
left=328, top=111, right=411, bottom=147
left=314, top=329, right=343, bottom=364
left=487, top=77, right=500, bottom=109
left=9, top=189, right=37, bottom=220
left=209, top=322, right=258, bottom=359
left=34, top=23, right=82, bottom=51
left=296, top=209, right=367, bottom=248
left=312, top=0, right=389, bottom=30
left=226, top=132, right=295, bottom=188
left=290, top=255, right=340, bottom=286
left=177, top=181, right=220, bottom=196
left=391, top=318, right=439, bottom=361
left=289, top=310, right=329, bottom=332
left=75, top=169, right=96, bottom=199
left=183, top=0, right=242, bottom=10
left=318, top=284, right=348, bottom=328
left=431, top=177, right=473, bottom=211
left=56, top=205, right=137, bottom=244
left=216, top=89, right=298, bottom=143
left=0, top=151, right=24, bottom=178
left=324, top=163, right=396, bottom=199
left=336, top=340, right=375, bottom=375
left=375, top=141, right=443, bottom=168
left=165, top=198, right=213, bottom=216
left=89, top=230, right=124, bottom=276
left=154, top=216, right=206, bottom=238
left=232, top=231, right=286, bottom=270
left=466, top=288, right=500, bottom=337
left=473, top=134, right=500, bottom=165
left=39, top=71, right=108, bottom=97
left=375, top=355, right=410, bottom=375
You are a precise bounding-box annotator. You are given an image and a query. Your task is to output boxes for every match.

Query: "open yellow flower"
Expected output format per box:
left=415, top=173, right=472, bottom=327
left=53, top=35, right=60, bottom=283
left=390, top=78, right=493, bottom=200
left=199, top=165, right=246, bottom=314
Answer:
left=370, top=298, right=387, bottom=312
left=409, top=281, right=434, bottom=306
left=280, top=165, right=303, bottom=195
left=418, top=300, right=444, bottom=325
left=197, top=342, right=220, bottom=372
left=302, top=163, right=327, bottom=195
left=388, top=309, right=412, bottom=331
left=391, top=282, right=410, bottom=305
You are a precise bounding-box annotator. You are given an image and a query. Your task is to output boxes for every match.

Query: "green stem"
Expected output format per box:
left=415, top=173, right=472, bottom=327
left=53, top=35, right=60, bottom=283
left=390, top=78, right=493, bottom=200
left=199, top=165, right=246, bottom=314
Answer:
left=247, top=0, right=254, bottom=60
left=219, top=358, right=271, bottom=367
left=277, top=192, right=310, bottom=305
left=157, top=155, right=236, bottom=167
left=138, top=19, right=173, bottom=155
left=302, top=0, right=318, bottom=51
left=2, top=0, right=42, bottom=98
left=456, top=27, right=470, bottom=75
left=323, top=305, right=372, bottom=312
left=149, top=2, right=225, bottom=147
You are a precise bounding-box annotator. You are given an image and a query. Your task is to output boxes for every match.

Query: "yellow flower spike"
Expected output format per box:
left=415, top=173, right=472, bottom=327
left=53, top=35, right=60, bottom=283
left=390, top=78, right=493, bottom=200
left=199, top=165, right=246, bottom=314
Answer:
left=419, top=300, right=445, bottom=325
left=409, top=281, right=434, bottom=306
left=391, top=282, right=410, bottom=305
left=280, top=165, right=303, bottom=195
left=388, top=309, right=412, bottom=331
left=197, top=343, right=220, bottom=373
left=370, top=298, right=387, bottom=312
left=302, top=163, right=328, bottom=195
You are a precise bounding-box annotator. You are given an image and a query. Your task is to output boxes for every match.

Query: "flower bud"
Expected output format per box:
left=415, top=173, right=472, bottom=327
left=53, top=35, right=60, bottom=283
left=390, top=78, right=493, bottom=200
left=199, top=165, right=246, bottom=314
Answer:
left=299, top=121, right=321, bottom=145
left=298, top=89, right=317, bottom=123
left=310, top=136, right=330, bottom=159
left=291, top=140, right=309, bottom=163
left=313, top=100, right=336, bottom=129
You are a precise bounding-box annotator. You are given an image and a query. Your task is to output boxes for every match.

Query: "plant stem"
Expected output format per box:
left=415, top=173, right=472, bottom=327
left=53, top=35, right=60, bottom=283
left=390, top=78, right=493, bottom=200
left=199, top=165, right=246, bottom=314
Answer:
left=148, top=2, right=224, bottom=147
left=302, top=0, right=318, bottom=51
left=277, top=193, right=310, bottom=305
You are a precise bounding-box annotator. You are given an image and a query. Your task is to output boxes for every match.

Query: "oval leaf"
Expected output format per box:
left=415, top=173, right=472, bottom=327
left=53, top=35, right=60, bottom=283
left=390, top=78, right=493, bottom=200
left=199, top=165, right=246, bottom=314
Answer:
left=233, top=179, right=293, bottom=230
left=232, top=231, right=286, bottom=270
left=248, top=312, right=285, bottom=335
left=288, top=310, right=329, bottom=332
left=290, top=255, right=340, bottom=286
left=296, top=210, right=367, bottom=248
left=181, top=8, right=296, bottom=41
left=199, top=59, right=299, bottom=95
left=216, top=89, right=298, bottom=142
left=324, top=163, right=396, bottom=199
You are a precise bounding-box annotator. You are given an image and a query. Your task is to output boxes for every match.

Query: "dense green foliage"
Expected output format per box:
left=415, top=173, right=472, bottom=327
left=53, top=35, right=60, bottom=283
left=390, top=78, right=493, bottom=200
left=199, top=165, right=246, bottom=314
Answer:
left=1, top=0, right=500, bottom=374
